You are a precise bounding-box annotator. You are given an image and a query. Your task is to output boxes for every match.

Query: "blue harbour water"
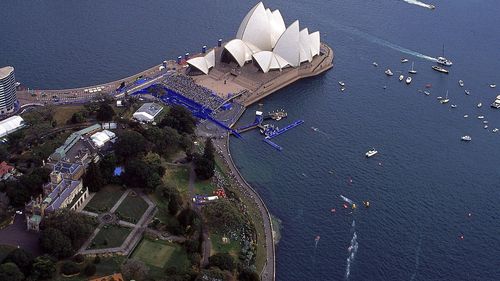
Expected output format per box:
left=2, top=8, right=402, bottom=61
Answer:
left=1, top=1, right=500, bottom=280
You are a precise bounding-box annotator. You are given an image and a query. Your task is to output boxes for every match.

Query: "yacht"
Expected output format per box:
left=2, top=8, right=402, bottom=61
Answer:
left=373, top=62, right=378, bottom=67
left=490, top=84, right=496, bottom=88
left=478, top=115, right=485, bottom=119
left=483, top=120, right=489, bottom=124
left=436, top=57, right=453, bottom=66
left=437, top=96, right=443, bottom=99
left=451, top=104, right=457, bottom=108
left=461, top=135, right=472, bottom=141
left=477, top=102, right=482, bottom=108
left=493, top=128, right=499, bottom=133
left=365, top=148, right=378, bottom=158
left=463, top=114, right=469, bottom=118
left=464, top=90, right=470, bottom=95
left=401, top=58, right=409, bottom=63
left=440, top=91, right=450, bottom=104
left=458, top=80, right=464, bottom=87
left=406, top=76, right=412, bottom=84
left=432, top=65, right=449, bottom=74
left=408, top=62, right=417, bottom=74
left=484, top=125, right=489, bottom=129
left=385, top=69, right=394, bottom=76
left=424, top=90, right=431, bottom=96
left=339, top=81, right=345, bottom=87
left=399, top=74, right=404, bottom=81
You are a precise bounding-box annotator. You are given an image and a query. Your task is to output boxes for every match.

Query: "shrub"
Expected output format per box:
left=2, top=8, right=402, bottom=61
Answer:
left=84, top=264, right=96, bottom=277
left=61, top=261, right=80, bottom=276
left=72, top=254, right=84, bottom=264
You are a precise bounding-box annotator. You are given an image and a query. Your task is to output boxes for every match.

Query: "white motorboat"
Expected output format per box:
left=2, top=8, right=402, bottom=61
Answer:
left=385, top=69, right=394, bottom=76
left=477, top=102, right=482, bottom=108
left=451, top=104, right=457, bottom=108
left=489, top=84, right=496, bottom=88
left=478, top=115, right=485, bottom=119
left=437, top=96, right=443, bottom=99
left=339, top=81, right=346, bottom=87
left=463, top=114, right=469, bottom=118
left=483, top=120, right=489, bottom=124
left=436, top=45, right=453, bottom=66
left=459, top=80, right=464, bottom=87
left=408, top=62, right=417, bottom=74
left=461, top=135, right=472, bottom=141
left=424, top=91, right=431, bottom=96
left=373, top=62, right=378, bottom=67
left=484, top=125, right=489, bottom=129
left=365, top=148, right=378, bottom=158
left=341, top=87, right=345, bottom=92
left=464, top=90, right=470, bottom=95
left=406, top=76, right=412, bottom=84
left=493, top=128, right=499, bottom=133
left=432, top=65, right=449, bottom=74
left=401, top=58, right=409, bottom=63
left=399, top=74, right=404, bottom=81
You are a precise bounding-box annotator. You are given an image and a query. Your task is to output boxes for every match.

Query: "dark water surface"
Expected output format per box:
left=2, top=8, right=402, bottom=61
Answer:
left=1, top=0, right=499, bottom=280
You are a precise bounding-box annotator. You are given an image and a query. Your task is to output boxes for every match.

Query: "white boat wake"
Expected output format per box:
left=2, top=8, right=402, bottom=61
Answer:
left=340, top=195, right=355, bottom=205
left=403, top=0, right=435, bottom=10
left=334, top=24, right=437, bottom=62
left=345, top=220, right=359, bottom=280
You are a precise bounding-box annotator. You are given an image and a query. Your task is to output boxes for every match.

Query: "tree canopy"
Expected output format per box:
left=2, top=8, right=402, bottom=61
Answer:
left=0, top=262, right=24, bottom=281
left=82, top=161, right=104, bottom=192
left=40, top=228, right=74, bottom=259
left=160, top=105, right=197, bottom=135
left=4, top=248, right=33, bottom=275
left=31, top=255, right=56, bottom=280
left=115, top=130, right=149, bottom=161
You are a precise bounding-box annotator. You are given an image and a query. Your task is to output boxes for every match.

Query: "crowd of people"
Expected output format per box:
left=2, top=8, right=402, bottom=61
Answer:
left=163, top=74, right=225, bottom=110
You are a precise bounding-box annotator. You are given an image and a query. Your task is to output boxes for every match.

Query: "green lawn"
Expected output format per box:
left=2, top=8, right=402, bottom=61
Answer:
left=210, top=233, right=241, bottom=256
left=84, top=185, right=125, bottom=213
left=53, top=105, right=84, bottom=125
left=52, top=256, right=126, bottom=281
left=194, top=179, right=215, bottom=195
left=131, top=238, right=189, bottom=271
left=163, top=166, right=189, bottom=196
left=88, top=225, right=131, bottom=250
left=115, top=193, right=149, bottom=223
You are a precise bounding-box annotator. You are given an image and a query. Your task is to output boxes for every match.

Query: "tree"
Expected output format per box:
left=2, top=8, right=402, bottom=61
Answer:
left=60, top=261, right=80, bottom=276
left=4, top=248, right=33, bottom=275
left=115, top=130, right=149, bottom=161
left=0, top=262, right=24, bottom=281
left=156, top=183, right=182, bottom=215
left=31, top=255, right=56, bottom=280
left=178, top=208, right=200, bottom=234
left=160, top=105, right=196, bottom=135
left=41, top=210, right=93, bottom=251
left=203, top=138, right=215, bottom=162
left=144, top=126, right=181, bottom=157
left=82, top=161, right=104, bottom=192
left=194, top=154, right=214, bottom=180
left=238, top=269, right=260, bottom=281
left=70, top=112, right=86, bottom=124
left=99, top=153, right=117, bottom=181
left=0, top=192, right=10, bottom=220
left=121, top=259, right=149, bottom=281
left=40, top=228, right=74, bottom=259
left=123, top=159, right=162, bottom=191
left=96, top=103, right=115, bottom=121
left=84, top=264, right=96, bottom=277
left=208, top=253, right=236, bottom=271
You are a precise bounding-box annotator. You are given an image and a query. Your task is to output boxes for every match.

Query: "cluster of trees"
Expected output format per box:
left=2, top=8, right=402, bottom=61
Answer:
left=0, top=167, right=51, bottom=207
left=194, top=138, right=215, bottom=180
left=82, top=153, right=118, bottom=192
left=83, top=100, right=116, bottom=122
left=203, top=199, right=246, bottom=235
left=0, top=248, right=56, bottom=281
left=39, top=210, right=94, bottom=259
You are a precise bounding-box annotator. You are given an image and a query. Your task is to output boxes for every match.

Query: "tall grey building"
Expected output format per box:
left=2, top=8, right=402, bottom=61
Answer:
left=0, top=66, right=17, bottom=114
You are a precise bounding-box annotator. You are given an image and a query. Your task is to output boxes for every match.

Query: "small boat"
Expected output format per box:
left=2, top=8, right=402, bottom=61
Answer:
left=311, top=127, right=319, bottom=132
left=365, top=148, right=378, bottom=158
left=405, top=76, right=412, bottom=84
left=461, top=135, right=472, bottom=141
left=477, top=102, right=482, bottom=108
left=401, top=58, right=409, bottom=63
left=483, top=120, right=488, bottom=124
left=440, top=91, right=450, bottom=104
left=428, top=4, right=436, bottom=9
left=451, top=104, right=457, bottom=108
left=458, top=80, right=464, bottom=87
left=408, top=62, right=417, bottom=74
left=373, top=62, right=378, bottom=67
left=437, top=96, right=443, bottom=99
left=432, top=65, right=449, bottom=74
left=463, top=114, right=468, bottom=118
left=464, top=90, right=470, bottom=95
left=399, top=74, right=404, bottom=81
left=15, top=82, right=21, bottom=87
left=490, top=84, right=496, bottom=88
left=484, top=125, right=489, bottom=129
left=339, top=81, right=345, bottom=87
left=493, top=128, right=499, bottom=133
left=341, top=87, right=345, bottom=92
left=385, top=69, right=394, bottom=76
left=424, top=91, right=431, bottom=96
left=436, top=45, right=453, bottom=66
left=478, top=115, right=485, bottom=119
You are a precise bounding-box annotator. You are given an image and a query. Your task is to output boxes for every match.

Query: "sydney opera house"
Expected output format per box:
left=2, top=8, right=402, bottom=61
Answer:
left=187, top=2, right=323, bottom=74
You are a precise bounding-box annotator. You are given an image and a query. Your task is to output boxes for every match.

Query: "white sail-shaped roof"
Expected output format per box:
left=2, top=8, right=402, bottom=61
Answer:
left=309, top=31, right=321, bottom=57
left=187, top=50, right=216, bottom=74
left=273, top=20, right=300, bottom=67
left=299, top=28, right=313, bottom=63
left=236, top=2, right=273, bottom=51
left=267, top=9, right=286, bottom=48
left=253, top=51, right=289, bottom=73
left=223, top=39, right=259, bottom=67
